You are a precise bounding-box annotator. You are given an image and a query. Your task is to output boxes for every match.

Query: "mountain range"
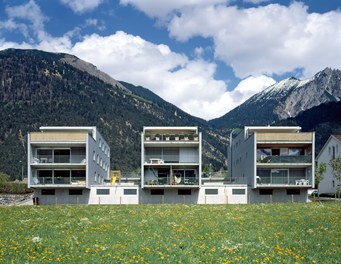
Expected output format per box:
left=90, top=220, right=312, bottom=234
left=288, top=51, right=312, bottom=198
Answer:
left=209, top=68, right=341, bottom=129
left=0, top=49, right=227, bottom=179
left=0, top=48, right=340, bottom=179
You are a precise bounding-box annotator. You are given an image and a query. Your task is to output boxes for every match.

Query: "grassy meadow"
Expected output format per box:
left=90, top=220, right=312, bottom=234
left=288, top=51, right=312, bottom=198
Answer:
left=0, top=203, right=340, bottom=263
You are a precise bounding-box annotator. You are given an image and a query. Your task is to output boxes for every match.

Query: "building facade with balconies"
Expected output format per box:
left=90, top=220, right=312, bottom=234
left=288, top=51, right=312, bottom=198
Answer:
left=141, top=126, right=203, bottom=203
left=228, top=126, right=315, bottom=203
left=27, top=126, right=110, bottom=204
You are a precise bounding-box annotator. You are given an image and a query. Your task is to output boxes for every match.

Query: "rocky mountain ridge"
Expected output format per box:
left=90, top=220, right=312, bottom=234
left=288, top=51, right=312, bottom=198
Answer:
left=209, top=67, right=341, bottom=129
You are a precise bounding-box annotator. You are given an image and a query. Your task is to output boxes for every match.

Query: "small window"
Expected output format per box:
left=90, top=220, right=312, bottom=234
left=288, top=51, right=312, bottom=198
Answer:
left=69, top=189, right=83, bottom=195
left=232, top=189, right=246, bottom=195
left=178, top=189, right=192, bottom=195
left=150, top=189, right=164, bottom=195
left=205, top=189, right=218, bottom=195
left=96, top=189, right=110, bottom=195
left=259, top=189, right=273, bottom=195
left=124, top=189, right=137, bottom=195
left=41, top=189, right=55, bottom=195
left=93, top=151, right=96, bottom=161
left=286, top=189, right=300, bottom=195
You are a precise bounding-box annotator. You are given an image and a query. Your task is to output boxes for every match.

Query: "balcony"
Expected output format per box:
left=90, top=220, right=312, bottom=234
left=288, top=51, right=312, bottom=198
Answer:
left=145, top=134, right=199, bottom=142
left=256, top=168, right=312, bottom=187
left=32, top=155, right=86, bottom=164
left=257, top=155, right=312, bottom=164
left=144, top=176, right=199, bottom=187
left=32, top=170, right=86, bottom=186
left=256, top=176, right=311, bottom=186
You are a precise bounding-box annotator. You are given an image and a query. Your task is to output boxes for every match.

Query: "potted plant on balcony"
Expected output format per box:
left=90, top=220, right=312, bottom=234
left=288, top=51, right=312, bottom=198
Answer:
left=155, top=134, right=160, bottom=141
left=175, top=134, right=180, bottom=141
left=165, top=134, right=170, bottom=141
left=193, top=134, right=199, bottom=141
left=145, top=134, right=151, bottom=141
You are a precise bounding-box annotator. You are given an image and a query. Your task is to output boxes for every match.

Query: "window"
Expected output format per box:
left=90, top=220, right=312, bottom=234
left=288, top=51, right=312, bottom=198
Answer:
left=37, top=170, right=53, bottom=184
left=232, top=189, right=246, bottom=195
left=96, top=189, right=110, bottom=195
left=54, top=149, right=70, bottom=163
left=124, top=189, right=137, bottom=195
left=54, top=170, right=70, bottom=184
left=286, top=189, right=300, bottom=195
left=93, top=151, right=96, bottom=161
left=178, top=189, right=192, bottom=195
left=332, top=146, right=336, bottom=159
left=41, top=189, right=55, bottom=195
left=259, top=189, right=273, bottom=195
left=332, top=180, right=335, bottom=188
left=150, top=189, right=164, bottom=195
left=69, top=189, right=83, bottom=195
left=205, top=189, right=218, bottom=195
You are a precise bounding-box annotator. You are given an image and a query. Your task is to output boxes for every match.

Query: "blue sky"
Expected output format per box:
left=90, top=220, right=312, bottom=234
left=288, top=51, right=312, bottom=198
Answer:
left=0, top=0, right=340, bottom=120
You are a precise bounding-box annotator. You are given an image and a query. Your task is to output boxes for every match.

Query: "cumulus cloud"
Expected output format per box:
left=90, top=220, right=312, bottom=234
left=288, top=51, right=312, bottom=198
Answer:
left=124, top=1, right=341, bottom=79
left=3, top=0, right=47, bottom=42
left=119, top=0, right=227, bottom=20
left=60, top=0, right=103, bottom=14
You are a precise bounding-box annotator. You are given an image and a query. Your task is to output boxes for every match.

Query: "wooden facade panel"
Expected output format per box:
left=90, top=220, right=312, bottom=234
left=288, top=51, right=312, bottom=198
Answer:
left=30, top=132, right=87, bottom=142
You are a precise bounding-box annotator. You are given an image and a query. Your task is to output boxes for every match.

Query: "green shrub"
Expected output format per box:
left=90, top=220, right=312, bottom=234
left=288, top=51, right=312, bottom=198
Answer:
left=0, top=182, right=32, bottom=194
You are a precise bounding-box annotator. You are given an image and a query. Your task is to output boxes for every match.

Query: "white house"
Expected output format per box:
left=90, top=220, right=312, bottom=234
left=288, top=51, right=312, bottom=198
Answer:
left=316, top=135, right=341, bottom=195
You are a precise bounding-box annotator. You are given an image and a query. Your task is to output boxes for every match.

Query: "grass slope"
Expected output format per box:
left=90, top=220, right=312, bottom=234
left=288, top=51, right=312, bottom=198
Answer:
left=0, top=203, right=340, bottom=263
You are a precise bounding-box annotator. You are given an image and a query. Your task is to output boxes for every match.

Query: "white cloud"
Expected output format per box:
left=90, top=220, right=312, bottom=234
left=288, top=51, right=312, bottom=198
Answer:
left=243, top=0, right=270, bottom=4
left=119, top=0, right=227, bottom=20
left=4, top=0, right=47, bottom=42
left=60, top=0, right=103, bottom=14
left=124, top=1, right=341, bottom=79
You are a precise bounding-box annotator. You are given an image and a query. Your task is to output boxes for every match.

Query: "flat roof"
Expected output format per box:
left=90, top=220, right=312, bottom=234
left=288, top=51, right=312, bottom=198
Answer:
left=245, top=126, right=302, bottom=133
left=40, top=126, right=96, bottom=132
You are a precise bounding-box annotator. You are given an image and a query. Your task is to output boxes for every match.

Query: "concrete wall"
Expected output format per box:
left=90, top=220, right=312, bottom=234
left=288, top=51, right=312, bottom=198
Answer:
left=248, top=188, right=309, bottom=203
left=230, top=131, right=255, bottom=186
left=87, top=131, right=110, bottom=187
left=89, top=185, right=139, bottom=204
left=318, top=136, right=341, bottom=194
left=33, top=188, right=90, bottom=205
left=140, top=185, right=247, bottom=204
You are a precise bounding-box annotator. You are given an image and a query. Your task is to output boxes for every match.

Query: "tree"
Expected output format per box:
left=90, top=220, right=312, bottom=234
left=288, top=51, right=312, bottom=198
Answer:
left=314, top=162, right=326, bottom=189
left=329, top=157, right=341, bottom=198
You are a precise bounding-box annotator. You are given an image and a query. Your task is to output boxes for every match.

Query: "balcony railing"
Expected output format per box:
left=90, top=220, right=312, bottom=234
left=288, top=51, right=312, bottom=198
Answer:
left=145, top=177, right=199, bottom=186
left=144, top=155, right=199, bottom=164
left=257, top=176, right=311, bottom=186
left=34, top=176, right=86, bottom=185
left=257, top=155, right=312, bottom=164
left=145, top=134, right=199, bottom=142
left=32, top=155, right=86, bottom=164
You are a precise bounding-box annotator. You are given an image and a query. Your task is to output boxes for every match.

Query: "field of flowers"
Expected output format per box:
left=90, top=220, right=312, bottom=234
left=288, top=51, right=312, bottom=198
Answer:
left=0, top=203, right=340, bottom=263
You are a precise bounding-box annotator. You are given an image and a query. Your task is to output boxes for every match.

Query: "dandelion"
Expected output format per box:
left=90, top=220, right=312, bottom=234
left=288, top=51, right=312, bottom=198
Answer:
left=32, top=236, right=42, bottom=244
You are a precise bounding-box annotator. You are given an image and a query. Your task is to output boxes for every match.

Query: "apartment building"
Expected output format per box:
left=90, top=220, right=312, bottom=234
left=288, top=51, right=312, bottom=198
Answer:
left=140, top=127, right=202, bottom=203
left=228, top=126, right=315, bottom=203
left=316, top=135, right=341, bottom=195
left=140, top=126, right=247, bottom=204
left=27, top=126, right=110, bottom=204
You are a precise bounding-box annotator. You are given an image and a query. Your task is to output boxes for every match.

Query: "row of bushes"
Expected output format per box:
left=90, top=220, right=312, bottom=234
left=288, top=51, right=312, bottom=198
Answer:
left=0, top=182, right=32, bottom=194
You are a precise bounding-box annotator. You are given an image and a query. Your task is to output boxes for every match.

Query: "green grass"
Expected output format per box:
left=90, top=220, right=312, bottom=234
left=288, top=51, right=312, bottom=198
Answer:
left=0, top=203, right=340, bottom=263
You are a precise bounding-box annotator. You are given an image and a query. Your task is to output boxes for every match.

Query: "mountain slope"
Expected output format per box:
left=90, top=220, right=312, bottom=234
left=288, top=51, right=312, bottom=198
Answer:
left=0, top=49, right=227, bottom=179
left=209, top=68, right=341, bottom=129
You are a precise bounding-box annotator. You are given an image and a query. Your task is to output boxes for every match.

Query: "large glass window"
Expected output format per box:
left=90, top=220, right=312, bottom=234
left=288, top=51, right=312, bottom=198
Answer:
left=71, top=170, right=86, bottom=183
left=54, top=170, right=70, bottom=184
left=37, top=170, right=53, bottom=184
left=54, top=149, right=70, bottom=163
left=271, top=169, right=288, bottom=184
left=37, top=149, right=52, bottom=163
